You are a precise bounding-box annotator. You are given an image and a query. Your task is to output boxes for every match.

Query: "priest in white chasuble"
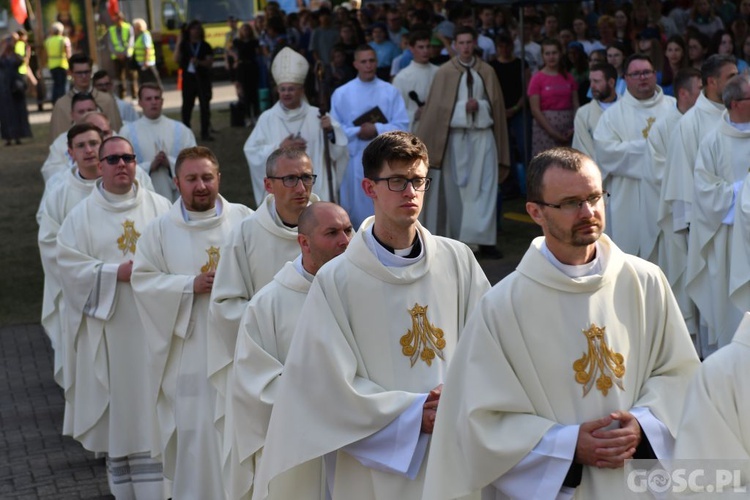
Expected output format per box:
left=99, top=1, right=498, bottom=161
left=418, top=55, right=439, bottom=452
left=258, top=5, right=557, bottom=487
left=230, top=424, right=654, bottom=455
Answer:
left=224, top=202, right=353, bottom=500
left=131, top=146, right=251, bottom=500
left=686, top=74, right=750, bottom=353
left=244, top=47, right=347, bottom=205
left=593, top=54, right=676, bottom=258
left=644, top=67, right=702, bottom=266
left=423, top=147, right=700, bottom=500
left=56, top=136, right=171, bottom=498
left=252, top=131, right=490, bottom=500
left=208, top=148, right=318, bottom=435
left=674, top=313, right=750, bottom=482
left=119, top=83, right=197, bottom=202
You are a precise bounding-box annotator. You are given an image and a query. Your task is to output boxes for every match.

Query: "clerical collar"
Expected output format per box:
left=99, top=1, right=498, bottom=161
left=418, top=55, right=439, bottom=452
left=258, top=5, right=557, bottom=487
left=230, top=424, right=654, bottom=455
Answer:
left=363, top=225, right=425, bottom=267
left=269, top=197, right=298, bottom=228
left=145, top=114, right=164, bottom=124
left=75, top=168, right=98, bottom=182
left=293, top=254, right=315, bottom=283
left=181, top=197, right=222, bottom=221
left=598, top=98, right=617, bottom=110
left=372, top=230, right=421, bottom=257
left=727, top=115, right=750, bottom=132
left=540, top=240, right=606, bottom=278
left=98, top=182, right=137, bottom=203
left=458, top=57, right=476, bottom=68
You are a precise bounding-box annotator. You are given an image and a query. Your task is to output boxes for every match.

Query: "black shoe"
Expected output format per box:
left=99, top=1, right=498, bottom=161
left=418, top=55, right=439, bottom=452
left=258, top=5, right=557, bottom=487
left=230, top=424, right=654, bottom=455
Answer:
left=476, top=245, right=503, bottom=260
left=15, top=138, right=21, bottom=145
left=201, top=135, right=215, bottom=142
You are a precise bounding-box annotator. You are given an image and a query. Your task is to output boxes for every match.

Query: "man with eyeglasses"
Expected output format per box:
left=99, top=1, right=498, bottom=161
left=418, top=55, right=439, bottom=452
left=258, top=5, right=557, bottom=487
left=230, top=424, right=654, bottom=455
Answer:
left=685, top=73, right=750, bottom=354
left=659, top=55, right=737, bottom=354
left=423, top=147, right=699, bottom=500
left=253, top=131, right=490, bottom=500
left=594, top=54, right=676, bottom=258
left=56, top=135, right=170, bottom=498
left=49, top=53, right=123, bottom=140
left=224, top=202, right=353, bottom=500
left=92, top=70, right=139, bottom=123
left=244, top=47, right=347, bottom=205
left=131, top=146, right=251, bottom=500
left=38, top=123, right=151, bottom=399
left=120, top=83, right=197, bottom=201
left=208, top=147, right=319, bottom=434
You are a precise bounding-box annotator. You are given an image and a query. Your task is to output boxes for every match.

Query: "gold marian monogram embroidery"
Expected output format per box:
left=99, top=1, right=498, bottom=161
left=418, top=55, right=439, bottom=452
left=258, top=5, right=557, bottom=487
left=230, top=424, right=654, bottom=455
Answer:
left=400, top=304, right=446, bottom=367
left=642, top=117, right=656, bottom=138
left=201, top=246, right=221, bottom=273
left=117, top=220, right=140, bottom=255
left=573, top=324, right=625, bottom=397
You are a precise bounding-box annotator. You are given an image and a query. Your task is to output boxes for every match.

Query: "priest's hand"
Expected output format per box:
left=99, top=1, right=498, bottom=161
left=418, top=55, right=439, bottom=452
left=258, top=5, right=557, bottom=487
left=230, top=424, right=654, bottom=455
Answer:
left=117, top=260, right=133, bottom=282
left=421, top=384, right=443, bottom=434
left=280, top=134, right=307, bottom=150
left=320, top=114, right=333, bottom=133
left=358, top=122, right=378, bottom=140
left=466, top=98, right=479, bottom=114
left=574, top=413, right=639, bottom=469
left=193, top=270, right=215, bottom=294
left=150, top=152, right=170, bottom=173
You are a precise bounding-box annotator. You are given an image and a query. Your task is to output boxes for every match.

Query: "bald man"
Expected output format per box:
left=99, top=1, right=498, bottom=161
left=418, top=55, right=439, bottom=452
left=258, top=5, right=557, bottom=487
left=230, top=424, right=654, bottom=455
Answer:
left=224, top=202, right=353, bottom=500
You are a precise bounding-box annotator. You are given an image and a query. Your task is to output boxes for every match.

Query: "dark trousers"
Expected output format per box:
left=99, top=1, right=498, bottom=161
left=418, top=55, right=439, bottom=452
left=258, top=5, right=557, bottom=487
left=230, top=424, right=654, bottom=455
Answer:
left=181, top=71, right=212, bottom=138
left=237, top=62, right=259, bottom=119
left=50, top=67, right=67, bottom=103
left=113, top=57, right=138, bottom=99
left=138, top=65, right=162, bottom=88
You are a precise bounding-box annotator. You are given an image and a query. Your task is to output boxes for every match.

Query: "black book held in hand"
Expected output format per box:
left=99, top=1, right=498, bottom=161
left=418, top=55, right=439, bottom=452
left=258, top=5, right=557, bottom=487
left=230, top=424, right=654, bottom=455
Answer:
left=353, top=106, right=388, bottom=126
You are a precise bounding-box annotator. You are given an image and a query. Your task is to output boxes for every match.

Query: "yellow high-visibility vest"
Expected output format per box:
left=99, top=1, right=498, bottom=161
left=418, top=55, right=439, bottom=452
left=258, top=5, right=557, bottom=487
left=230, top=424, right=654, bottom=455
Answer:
left=134, top=31, right=156, bottom=65
left=109, top=22, right=134, bottom=59
left=45, top=35, right=69, bottom=70
left=15, top=40, right=27, bottom=75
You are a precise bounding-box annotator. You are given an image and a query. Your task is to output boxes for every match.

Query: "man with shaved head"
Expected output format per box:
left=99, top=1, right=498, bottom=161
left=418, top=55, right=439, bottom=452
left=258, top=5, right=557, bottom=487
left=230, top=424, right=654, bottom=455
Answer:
left=224, top=202, right=353, bottom=500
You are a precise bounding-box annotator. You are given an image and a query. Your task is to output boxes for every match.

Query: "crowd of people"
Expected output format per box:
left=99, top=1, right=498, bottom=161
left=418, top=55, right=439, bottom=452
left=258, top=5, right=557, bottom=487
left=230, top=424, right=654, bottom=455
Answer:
left=30, top=0, right=750, bottom=498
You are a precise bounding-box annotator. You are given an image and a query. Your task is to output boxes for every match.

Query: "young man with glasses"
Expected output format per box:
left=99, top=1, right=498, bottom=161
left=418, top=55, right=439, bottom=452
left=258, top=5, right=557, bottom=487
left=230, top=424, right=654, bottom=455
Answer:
left=208, top=147, right=319, bottom=430
left=50, top=53, right=123, bottom=140
left=253, top=131, right=490, bottom=500
left=423, top=147, right=699, bottom=500
left=92, top=70, right=139, bottom=123
left=56, top=136, right=170, bottom=498
left=593, top=54, right=676, bottom=259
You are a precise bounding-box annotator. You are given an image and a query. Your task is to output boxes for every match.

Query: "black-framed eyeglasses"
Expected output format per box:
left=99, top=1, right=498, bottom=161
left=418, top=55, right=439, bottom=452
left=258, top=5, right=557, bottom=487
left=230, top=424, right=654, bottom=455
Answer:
left=267, top=174, right=317, bottom=187
left=73, top=70, right=92, bottom=76
left=370, top=176, right=432, bottom=192
left=533, top=191, right=609, bottom=213
left=100, top=154, right=137, bottom=165
left=625, top=70, right=655, bottom=79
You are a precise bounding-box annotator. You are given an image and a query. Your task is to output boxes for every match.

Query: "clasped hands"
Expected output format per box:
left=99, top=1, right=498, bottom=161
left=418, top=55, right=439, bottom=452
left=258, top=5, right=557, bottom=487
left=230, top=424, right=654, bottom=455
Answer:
left=575, top=410, right=642, bottom=469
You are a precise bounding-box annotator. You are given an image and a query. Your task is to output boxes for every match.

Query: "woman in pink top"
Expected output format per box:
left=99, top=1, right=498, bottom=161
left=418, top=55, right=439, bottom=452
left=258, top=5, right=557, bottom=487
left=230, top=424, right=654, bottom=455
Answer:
left=527, top=38, right=579, bottom=156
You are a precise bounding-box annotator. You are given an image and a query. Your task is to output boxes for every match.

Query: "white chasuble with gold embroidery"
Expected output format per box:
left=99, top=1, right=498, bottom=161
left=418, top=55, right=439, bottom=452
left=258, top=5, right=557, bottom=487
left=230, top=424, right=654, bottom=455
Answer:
left=56, top=180, right=170, bottom=456
left=423, top=235, right=700, bottom=500
left=252, top=218, right=489, bottom=500
left=131, top=196, right=250, bottom=500
left=225, top=260, right=325, bottom=500
left=594, top=87, right=675, bottom=257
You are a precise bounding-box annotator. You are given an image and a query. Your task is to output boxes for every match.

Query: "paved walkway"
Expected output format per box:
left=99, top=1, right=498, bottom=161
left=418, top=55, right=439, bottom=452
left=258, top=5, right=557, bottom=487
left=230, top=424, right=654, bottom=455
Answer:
left=0, top=324, right=111, bottom=499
